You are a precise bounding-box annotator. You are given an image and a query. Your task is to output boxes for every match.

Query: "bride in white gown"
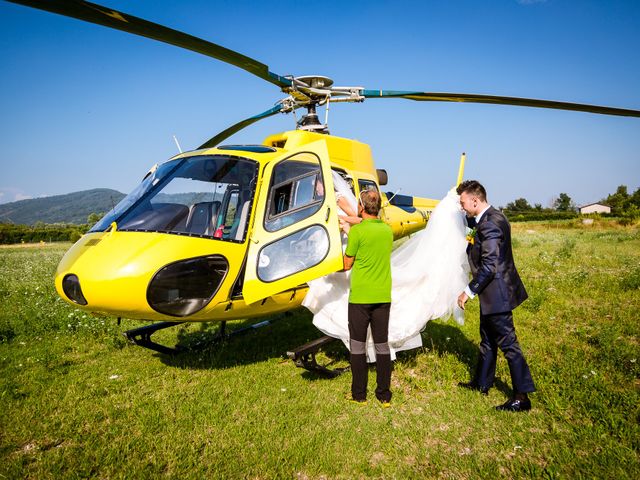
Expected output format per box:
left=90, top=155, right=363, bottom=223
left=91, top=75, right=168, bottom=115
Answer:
left=302, top=172, right=470, bottom=361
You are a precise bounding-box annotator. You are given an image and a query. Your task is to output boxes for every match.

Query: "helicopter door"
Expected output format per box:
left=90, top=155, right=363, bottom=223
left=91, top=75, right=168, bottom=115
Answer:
left=242, top=141, right=343, bottom=305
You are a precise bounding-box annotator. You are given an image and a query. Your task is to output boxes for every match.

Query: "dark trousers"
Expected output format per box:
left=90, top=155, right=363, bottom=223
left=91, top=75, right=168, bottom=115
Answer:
left=348, top=302, right=392, bottom=402
left=474, top=311, right=535, bottom=394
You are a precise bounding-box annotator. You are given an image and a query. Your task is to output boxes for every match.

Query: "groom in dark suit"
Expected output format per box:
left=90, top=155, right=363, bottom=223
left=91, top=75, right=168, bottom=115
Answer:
left=456, top=180, right=535, bottom=412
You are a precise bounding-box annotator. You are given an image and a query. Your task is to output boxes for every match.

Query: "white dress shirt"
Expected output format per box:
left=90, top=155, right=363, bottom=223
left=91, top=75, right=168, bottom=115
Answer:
left=464, top=205, right=492, bottom=299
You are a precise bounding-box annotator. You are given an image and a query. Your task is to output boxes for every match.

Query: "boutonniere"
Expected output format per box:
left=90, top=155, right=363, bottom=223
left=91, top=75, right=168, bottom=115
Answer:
left=466, top=227, right=477, bottom=245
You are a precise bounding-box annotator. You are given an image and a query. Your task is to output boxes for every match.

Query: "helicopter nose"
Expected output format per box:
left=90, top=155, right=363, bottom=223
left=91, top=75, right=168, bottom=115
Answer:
left=55, top=231, right=245, bottom=319
left=147, top=255, right=229, bottom=317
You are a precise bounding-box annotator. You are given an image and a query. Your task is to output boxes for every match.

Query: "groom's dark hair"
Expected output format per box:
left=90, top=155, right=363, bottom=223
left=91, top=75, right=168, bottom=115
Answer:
left=456, top=180, right=487, bottom=202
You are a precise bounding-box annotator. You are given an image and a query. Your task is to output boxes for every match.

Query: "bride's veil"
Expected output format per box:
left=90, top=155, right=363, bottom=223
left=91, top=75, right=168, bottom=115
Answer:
left=331, top=170, right=358, bottom=214
left=389, top=189, right=469, bottom=338
left=304, top=181, right=470, bottom=360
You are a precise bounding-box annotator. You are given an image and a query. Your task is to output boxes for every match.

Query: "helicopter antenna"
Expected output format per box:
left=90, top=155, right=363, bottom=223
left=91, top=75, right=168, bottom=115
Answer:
left=456, top=152, right=466, bottom=186
left=384, top=188, right=402, bottom=207
left=173, top=135, right=183, bottom=153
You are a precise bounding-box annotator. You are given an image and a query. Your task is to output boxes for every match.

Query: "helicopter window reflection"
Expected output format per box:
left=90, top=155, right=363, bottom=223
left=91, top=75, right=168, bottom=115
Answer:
left=89, top=159, right=184, bottom=233
left=358, top=179, right=379, bottom=195
left=257, top=225, right=329, bottom=282
left=265, top=158, right=324, bottom=232
left=90, top=155, right=258, bottom=242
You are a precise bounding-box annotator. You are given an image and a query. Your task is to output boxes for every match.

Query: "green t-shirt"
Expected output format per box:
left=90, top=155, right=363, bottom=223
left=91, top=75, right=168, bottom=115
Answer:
left=345, top=219, right=393, bottom=304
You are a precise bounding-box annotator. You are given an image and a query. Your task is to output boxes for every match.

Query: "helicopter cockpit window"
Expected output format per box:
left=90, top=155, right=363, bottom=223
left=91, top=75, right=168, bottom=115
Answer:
left=89, top=159, right=183, bottom=233
left=264, top=157, right=324, bottom=232
left=90, top=155, right=258, bottom=242
left=358, top=179, right=379, bottom=195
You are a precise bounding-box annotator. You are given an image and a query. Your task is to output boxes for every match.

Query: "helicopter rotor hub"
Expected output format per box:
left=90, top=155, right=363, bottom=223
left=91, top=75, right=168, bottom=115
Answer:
left=296, top=75, right=334, bottom=90
left=278, top=75, right=366, bottom=132
left=283, top=75, right=364, bottom=105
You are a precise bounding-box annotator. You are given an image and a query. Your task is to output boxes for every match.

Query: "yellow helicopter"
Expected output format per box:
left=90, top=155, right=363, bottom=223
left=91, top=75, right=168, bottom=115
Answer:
left=10, top=1, right=640, bottom=370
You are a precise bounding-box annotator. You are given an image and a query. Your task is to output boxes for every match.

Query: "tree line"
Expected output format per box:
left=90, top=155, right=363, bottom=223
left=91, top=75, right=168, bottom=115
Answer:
left=0, top=213, right=104, bottom=244
left=0, top=222, right=89, bottom=245
left=501, top=185, right=640, bottom=222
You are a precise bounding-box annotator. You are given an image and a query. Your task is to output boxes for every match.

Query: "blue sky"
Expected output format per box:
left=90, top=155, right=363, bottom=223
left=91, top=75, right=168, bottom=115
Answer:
left=1, top=0, right=639, bottom=208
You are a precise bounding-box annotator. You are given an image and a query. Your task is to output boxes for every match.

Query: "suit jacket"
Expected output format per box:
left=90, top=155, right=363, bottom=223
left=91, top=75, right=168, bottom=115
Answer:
left=467, top=206, right=527, bottom=315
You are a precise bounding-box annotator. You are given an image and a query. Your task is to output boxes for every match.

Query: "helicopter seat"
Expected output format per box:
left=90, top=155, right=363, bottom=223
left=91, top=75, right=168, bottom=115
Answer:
left=185, top=201, right=221, bottom=236
left=231, top=200, right=251, bottom=240
left=234, top=200, right=250, bottom=240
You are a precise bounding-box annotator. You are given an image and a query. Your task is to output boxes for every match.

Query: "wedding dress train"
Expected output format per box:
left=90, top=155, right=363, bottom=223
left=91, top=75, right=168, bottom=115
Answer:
left=302, top=186, right=470, bottom=361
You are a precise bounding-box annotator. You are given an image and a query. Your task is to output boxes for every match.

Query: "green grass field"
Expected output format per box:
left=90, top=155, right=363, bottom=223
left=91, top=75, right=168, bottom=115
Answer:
left=1, top=221, right=639, bottom=478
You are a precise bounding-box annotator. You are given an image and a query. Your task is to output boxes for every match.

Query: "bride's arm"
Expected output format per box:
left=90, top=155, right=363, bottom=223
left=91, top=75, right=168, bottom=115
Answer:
left=337, top=197, right=361, bottom=226
left=337, top=196, right=358, bottom=218
left=339, top=214, right=362, bottom=225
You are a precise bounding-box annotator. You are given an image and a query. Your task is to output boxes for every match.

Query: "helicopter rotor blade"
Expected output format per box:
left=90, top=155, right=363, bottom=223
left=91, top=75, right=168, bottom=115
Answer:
left=362, top=90, right=640, bottom=118
left=8, top=0, right=292, bottom=89
left=198, top=105, right=287, bottom=150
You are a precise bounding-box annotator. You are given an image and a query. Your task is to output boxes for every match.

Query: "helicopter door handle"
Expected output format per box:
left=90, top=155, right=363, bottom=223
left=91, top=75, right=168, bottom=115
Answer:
left=325, top=207, right=331, bottom=222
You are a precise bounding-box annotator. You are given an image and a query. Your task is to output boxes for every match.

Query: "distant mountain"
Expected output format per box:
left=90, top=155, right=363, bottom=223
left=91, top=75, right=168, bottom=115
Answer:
left=0, top=189, right=125, bottom=225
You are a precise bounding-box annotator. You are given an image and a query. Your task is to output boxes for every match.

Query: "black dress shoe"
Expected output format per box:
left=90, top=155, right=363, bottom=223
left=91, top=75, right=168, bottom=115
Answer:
left=457, top=381, right=489, bottom=395
left=495, top=398, right=531, bottom=412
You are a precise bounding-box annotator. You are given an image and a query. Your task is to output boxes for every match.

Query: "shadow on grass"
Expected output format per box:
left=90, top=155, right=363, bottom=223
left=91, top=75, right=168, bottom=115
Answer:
left=398, top=321, right=513, bottom=396
left=156, top=308, right=347, bottom=374
left=153, top=311, right=513, bottom=393
left=392, top=321, right=476, bottom=369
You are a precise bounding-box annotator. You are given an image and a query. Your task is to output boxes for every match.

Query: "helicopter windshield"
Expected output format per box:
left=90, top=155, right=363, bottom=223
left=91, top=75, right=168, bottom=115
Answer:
left=90, top=155, right=258, bottom=242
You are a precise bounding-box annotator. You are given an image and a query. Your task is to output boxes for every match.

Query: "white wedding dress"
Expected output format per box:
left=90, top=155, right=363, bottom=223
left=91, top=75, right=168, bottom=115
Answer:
left=302, top=175, right=470, bottom=361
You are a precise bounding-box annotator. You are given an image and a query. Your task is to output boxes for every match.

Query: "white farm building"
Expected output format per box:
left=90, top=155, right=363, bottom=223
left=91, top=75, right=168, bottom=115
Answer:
left=579, top=203, right=611, bottom=214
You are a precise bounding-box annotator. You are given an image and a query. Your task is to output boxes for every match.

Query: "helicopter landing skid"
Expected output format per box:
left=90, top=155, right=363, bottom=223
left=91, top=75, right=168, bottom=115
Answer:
left=123, top=317, right=285, bottom=355
left=287, top=335, right=348, bottom=378
left=123, top=321, right=186, bottom=355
